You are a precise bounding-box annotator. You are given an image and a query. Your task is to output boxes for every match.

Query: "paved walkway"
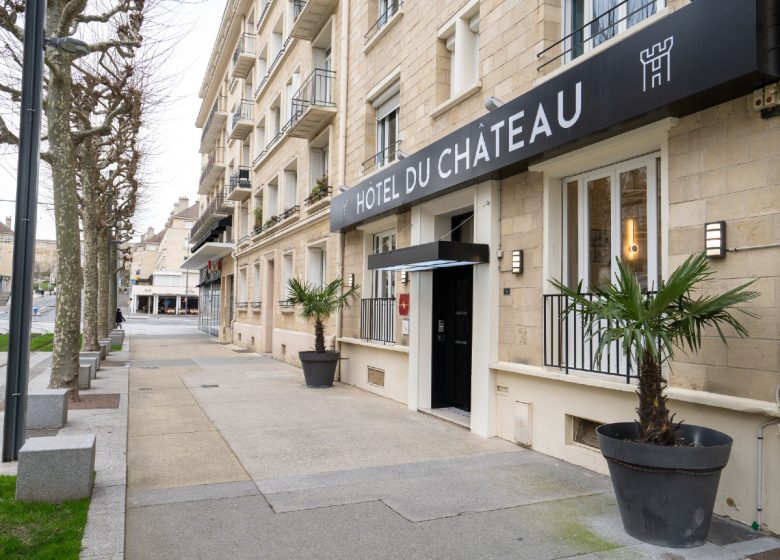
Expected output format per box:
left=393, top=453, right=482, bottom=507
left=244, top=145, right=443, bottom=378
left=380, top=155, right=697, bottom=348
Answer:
left=124, top=326, right=780, bottom=560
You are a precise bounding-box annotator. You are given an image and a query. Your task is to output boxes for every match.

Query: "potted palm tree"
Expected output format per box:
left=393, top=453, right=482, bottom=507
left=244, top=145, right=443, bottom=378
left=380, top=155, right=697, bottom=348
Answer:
left=551, top=253, right=758, bottom=548
left=287, top=277, right=358, bottom=388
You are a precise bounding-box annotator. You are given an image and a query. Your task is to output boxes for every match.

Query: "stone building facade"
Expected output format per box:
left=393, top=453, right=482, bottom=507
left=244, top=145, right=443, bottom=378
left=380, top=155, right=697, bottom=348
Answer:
left=193, top=0, right=780, bottom=532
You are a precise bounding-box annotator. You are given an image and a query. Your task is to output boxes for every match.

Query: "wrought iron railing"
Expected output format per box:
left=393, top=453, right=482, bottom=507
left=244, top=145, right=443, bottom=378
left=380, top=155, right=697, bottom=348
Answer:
left=199, top=145, right=225, bottom=187
left=537, top=0, right=659, bottom=70
left=251, top=301, right=262, bottom=310
left=253, top=148, right=268, bottom=168
left=191, top=188, right=232, bottom=240
left=238, top=234, right=250, bottom=245
left=256, top=0, right=272, bottom=32
left=289, top=68, right=336, bottom=126
left=542, top=292, right=658, bottom=383
left=365, top=0, right=403, bottom=43
left=200, top=96, right=226, bottom=144
left=229, top=166, right=251, bottom=191
left=278, top=205, right=300, bottom=221
left=237, top=301, right=249, bottom=310
left=304, top=186, right=331, bottom=206
left=231, top=99, right=253, bottom=132
left=278, top=299, right=295, bottom=309
left=232, top=33, right=255, bottom=65
left=360, top=298, right=395, bottom=343
left=362, top=140, right=401, bottom=174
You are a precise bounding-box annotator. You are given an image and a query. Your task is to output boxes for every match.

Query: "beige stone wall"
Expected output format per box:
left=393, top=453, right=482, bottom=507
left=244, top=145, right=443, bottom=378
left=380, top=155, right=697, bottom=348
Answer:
left=666, top=96, right=780, bottom=402
left=155, top=217, right=193, bottom=271
left=0, top=239, right=13, bottom=280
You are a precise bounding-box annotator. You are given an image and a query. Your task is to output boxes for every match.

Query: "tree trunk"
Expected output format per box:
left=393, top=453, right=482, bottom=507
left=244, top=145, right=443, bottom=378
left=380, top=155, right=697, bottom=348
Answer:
left=314, top=319, right=325, bottom=353
left=636, top=349, right=676, bottom=445
left=46, top=21, right=81, bottom=398
left=109, top=235, right=117, bottom=330
left=80, top=138, right=100, bottom=352
left=97, top=226, right=109, bottom=339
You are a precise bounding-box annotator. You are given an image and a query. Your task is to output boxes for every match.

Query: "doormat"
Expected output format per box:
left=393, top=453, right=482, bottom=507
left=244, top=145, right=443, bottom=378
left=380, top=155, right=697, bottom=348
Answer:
left=0, top=393, right=120, bottom=411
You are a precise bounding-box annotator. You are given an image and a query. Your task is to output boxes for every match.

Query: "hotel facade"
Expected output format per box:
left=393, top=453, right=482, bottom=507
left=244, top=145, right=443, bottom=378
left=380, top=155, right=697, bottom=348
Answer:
left=190, top=0, right=780, bottom=533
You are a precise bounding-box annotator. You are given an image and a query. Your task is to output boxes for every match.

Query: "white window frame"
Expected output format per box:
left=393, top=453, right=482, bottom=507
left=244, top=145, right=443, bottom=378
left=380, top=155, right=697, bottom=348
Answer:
left=281, top=251, right=294, bottom=302
left=371, top=229, right=396, bottom=299
left=306, top=242, right=327, bottom=288
left=438, top=0, right=480, bottom=99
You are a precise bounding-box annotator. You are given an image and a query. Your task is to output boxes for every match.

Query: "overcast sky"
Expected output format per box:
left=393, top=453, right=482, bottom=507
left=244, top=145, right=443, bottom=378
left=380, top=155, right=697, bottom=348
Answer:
left=0, top=0, right=225, bottom=241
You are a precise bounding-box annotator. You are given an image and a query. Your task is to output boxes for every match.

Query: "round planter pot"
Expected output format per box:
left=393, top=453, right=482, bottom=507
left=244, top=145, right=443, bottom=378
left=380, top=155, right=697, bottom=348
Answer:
left=298, top=351, right=339, bottom=388
left=596, top=422, right=732, bottom=548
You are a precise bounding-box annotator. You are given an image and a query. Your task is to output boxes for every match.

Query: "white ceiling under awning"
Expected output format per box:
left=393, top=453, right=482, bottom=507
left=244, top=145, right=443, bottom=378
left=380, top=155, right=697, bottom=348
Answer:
left=181, top=242, right=235, bottom=270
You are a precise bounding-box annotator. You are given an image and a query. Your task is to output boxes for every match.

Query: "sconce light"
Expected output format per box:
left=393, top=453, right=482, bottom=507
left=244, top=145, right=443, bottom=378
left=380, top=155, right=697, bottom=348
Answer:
left=484, top=96, right=505, bottom=111
left=705, top=221, right=726, bottom=258
left=400, top=270, right=408, bottom=284
left=347, top=273, right=355, bottom=287
left=511, top=250, right=523, bottom=274
left=626, top=219, right=639, bottom=260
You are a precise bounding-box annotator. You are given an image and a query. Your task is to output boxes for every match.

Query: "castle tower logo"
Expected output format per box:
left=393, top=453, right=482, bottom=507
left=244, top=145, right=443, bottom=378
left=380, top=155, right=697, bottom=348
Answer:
left=640, top=36, right=674, bottom=92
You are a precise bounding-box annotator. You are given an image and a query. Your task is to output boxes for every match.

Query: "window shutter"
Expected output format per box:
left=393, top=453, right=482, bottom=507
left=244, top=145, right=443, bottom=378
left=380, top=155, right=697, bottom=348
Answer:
left=372, top=81, right=401, bottom=120
left=310, top=149, right=325, bottom=182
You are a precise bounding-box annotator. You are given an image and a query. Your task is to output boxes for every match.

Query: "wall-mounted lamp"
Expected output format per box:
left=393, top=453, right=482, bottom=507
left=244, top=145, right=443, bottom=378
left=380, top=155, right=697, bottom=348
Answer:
left=511, top=250, right=523, bottom=274
left=626, top=219, right=639, bottom=260
left=397, top=151, right=408, bottom=160
left=347, top=273, right=355, bottom=287
left=705, top=221, right=726, bottom=258
left=484, top=96, right=505, bottom=111
left=400, top=270, right=408, bottom=284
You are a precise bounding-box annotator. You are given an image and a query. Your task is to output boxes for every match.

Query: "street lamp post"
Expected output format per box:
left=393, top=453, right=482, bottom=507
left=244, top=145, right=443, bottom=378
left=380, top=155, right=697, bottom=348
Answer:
left=3, top=0, right=46, bottom=462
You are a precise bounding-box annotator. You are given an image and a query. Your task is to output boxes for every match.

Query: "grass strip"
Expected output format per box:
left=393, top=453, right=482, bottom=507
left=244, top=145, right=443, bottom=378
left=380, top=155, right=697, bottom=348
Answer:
left=0, top=334, right=54, bottom=353
left=0, top=475, right=90, bottom=560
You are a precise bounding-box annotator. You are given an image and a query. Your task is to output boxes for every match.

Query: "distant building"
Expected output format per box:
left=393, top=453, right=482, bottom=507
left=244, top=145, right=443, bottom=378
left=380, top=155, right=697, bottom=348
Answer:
left=129, top=198, right=200, bottom=315
left=0, top=216, right=58, bottom=297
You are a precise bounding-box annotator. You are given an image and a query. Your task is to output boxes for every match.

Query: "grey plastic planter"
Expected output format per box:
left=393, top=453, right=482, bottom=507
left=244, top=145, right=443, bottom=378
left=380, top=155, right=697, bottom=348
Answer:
left=299, top=351, right=339, bottom=388
left=597, top=422, right=732, bottom=548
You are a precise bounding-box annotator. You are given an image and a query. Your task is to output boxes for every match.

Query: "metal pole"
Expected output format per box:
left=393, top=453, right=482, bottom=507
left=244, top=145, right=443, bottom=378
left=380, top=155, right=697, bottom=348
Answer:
left=3, top=0, right=46, bottom=462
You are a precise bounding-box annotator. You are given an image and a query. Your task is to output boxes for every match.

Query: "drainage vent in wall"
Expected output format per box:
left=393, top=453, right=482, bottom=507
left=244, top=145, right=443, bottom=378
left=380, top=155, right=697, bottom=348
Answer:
left=367, top=366, right=385, bottom=387
left=200, top=384, right=220, bottom=389
left=137, top=387, right=153, bottom=391
left=572, top=416, right=602, bottom=450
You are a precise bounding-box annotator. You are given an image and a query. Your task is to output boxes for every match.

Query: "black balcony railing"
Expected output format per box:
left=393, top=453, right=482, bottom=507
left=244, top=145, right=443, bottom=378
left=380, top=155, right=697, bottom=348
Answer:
left=237, top=301, right=249, bottom=310
left=232, top=99, right=253, bottom=131
left=278, top=299, right=295, bottom=309
left=229, top=166, right=251, bottom=190
left=537, top=0, right=658, bottom=70
left=191, top=188, right=231, bottom=239
left=362, top=140, right=401, bottom=174
left=200, top=96, right=226, bottom=144
left=293, top=0, right=306, bottom=20
left=542, top=293, right=658, bottom=383
left=256, top=1, right=272, bottom=32
left=365, top=0, right=403, bottom=43
left=360, top=298, right=395, bottom=343
left=251, top=301, right=262, bottom=310
left=279, top=205, right=300, bottom=221
left=232, top=33, right=255, bottom=65
left=199, top=145, right=225, bottom=187
left=289, top=68, right=336, bottom=126
left=304, top=186, right=331, bottom=206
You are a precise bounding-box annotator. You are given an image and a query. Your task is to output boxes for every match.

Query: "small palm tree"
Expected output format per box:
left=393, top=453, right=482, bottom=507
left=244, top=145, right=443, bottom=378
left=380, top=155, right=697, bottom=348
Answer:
left=551, top=253, right=758, bottom=446
left=287, top=277, right=359, bottom=353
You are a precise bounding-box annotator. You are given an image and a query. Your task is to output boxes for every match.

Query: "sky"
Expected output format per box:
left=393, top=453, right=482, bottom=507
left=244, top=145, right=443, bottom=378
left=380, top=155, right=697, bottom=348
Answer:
left=0, top=0, right=226, bottom=241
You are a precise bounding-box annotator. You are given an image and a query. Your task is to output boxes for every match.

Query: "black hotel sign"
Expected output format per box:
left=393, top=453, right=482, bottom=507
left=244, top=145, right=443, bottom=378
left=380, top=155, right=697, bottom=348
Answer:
left=331, top=0, right=779, bottom=232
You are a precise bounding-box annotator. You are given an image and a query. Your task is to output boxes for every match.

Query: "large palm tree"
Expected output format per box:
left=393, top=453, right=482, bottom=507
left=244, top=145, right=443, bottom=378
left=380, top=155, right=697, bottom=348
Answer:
left=551, top=253, right=758, bottom=446
left=287, top=277, right=359, bottom=353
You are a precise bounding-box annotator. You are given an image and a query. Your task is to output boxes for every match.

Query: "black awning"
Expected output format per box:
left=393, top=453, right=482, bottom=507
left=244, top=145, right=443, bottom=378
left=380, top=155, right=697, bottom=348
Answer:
left=367, top=241, right=489, bottom=272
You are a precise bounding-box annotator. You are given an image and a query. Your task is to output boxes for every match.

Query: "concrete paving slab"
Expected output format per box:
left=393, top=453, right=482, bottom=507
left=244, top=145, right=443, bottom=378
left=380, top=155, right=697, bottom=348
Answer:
left=128, top=387, right=197, bottom=408
left=128, top=403, right=215, bottom=437
left=127, top=430, right=249, bottom=490
left=127, top=480, right=260, bottom=508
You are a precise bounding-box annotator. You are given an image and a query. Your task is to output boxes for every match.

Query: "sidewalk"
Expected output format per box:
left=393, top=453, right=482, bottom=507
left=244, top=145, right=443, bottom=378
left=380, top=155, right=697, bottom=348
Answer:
left=123, top=326, right=780, bottom=560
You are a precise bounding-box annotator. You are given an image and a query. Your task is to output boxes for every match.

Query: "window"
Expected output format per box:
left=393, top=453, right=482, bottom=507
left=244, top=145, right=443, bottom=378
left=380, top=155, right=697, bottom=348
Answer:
left=283, top=166, right=297, bottom=210
left=560, top=154, right=661, bottom=291
left=307, top=245, right=326, bottom=287
left=281, top=252, right=294, bottom=301
left=238, top=267, right=248, bottom=303
left=439, top=3, right=480, bottom=99
left=377, top=0, right=401, bottom=30
left=286, top=71, right=301, bottom=123
left=2, top=235, right=11, bottom=244
left=266, top=178, right=279, bottom=217
left=253, top=263, right=262, bottom=302
left=255, top=119, right=266, bottom=154
left=270, top=96, right=282, bottom=136
left=565, top=0, right=665, bottom=61
left=376, top=107, right=399, bottom=169
left=372, top=230, right=396, bottom=298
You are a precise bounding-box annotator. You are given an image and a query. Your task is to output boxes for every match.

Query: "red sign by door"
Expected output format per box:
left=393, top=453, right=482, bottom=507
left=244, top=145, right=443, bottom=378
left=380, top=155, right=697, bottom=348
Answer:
left=399, top=293, right=410, bottom=316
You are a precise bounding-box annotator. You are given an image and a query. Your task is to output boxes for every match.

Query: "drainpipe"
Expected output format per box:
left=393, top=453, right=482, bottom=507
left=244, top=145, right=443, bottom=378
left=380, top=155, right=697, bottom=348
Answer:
left=754, top=383, right=780, bottom=530
left=334, top=0, right=350, bottom=381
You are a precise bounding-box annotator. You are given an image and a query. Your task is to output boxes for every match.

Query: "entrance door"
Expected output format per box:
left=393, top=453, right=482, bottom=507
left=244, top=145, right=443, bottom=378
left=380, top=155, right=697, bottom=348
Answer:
left=431, top=266, right=473, bottom=411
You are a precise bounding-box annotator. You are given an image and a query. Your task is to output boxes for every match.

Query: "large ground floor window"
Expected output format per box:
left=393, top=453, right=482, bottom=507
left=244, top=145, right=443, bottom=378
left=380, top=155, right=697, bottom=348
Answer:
left=199, top=283, right=221, bottom=336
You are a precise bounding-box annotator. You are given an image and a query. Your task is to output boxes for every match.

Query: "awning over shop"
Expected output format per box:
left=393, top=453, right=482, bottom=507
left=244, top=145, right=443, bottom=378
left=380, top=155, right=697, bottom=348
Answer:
left=367, top=241, right=489, bottom=272
left=181, top=242, right=235, bottom=270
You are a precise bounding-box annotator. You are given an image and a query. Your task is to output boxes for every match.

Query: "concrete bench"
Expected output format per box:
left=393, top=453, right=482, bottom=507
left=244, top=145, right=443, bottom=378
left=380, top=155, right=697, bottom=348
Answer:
left=109, top=330, right=124, bottom=347
left=26, top=388, right=68, bottom=429
left=79, top=362, right=93, bottom=390
left=16, top=435, right=96, bottom=503
left=98, top=339, right=110, bottom=358
left=80, top=351, right=100, bottom=373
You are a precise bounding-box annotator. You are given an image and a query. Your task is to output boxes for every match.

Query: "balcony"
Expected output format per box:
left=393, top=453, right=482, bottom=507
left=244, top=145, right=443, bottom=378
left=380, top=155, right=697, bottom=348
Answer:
left=199, top=96, right=227, bottom=153
left=360, top=298, right=395, bottom=344
left=365, top=0, right=403, bottom=44
left=361, top=140, right=401, bottom=175
left=226, top=166, right=252, bottom=202
left=231, top=33, right=255, bottom=79
left=543, top=293, right=652, bottom=382
left=190, top=188, right=233, bottom=242
left=198, top=145, right=226, bottom=195
left=254, top=36, right=293, bottom=101
left=303, top=185, right=331, bottom=208
left=287, top=69, right=337, bottom=139
left=289, top=0, right=339, bottom=41
left=229, top=99, right=253, bottom=140
left=256, top=1, right=272, bottom=32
